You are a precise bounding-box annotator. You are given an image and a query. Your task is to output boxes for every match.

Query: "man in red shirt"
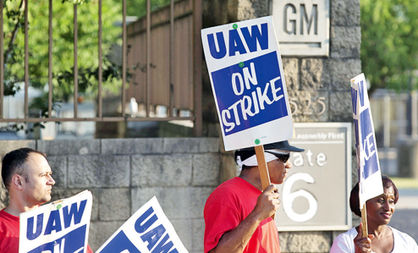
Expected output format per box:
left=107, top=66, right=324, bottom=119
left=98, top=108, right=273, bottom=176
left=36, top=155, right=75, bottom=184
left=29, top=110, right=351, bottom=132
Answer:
left=204, top=141, right=304, bottom=253
left=0, top=148, right=93, bottom=252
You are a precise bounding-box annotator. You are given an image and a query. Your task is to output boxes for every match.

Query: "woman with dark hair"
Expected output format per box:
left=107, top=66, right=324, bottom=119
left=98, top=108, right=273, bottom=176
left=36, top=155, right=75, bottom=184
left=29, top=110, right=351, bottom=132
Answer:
left=330, top=176, right=418, bottom=253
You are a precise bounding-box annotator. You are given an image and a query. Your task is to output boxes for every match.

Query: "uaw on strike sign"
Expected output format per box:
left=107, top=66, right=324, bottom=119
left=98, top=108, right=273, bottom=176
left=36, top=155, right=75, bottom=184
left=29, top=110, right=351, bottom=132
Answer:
left=97, top=196, right=188, bottom=253
left=19, top=190, right=92, bottom=253
left=351, top=73, right=383, bottom=207
left=201, top=16, right=293, bottom=151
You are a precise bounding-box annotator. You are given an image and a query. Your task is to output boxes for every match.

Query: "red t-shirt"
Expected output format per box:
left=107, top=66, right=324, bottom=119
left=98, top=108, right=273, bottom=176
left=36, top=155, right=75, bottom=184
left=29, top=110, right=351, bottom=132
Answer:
left=204, top=177, right=280, bottom=253
left=0, top=209, right=19, bottom=252
left=0, top=209, right=93, bottom=253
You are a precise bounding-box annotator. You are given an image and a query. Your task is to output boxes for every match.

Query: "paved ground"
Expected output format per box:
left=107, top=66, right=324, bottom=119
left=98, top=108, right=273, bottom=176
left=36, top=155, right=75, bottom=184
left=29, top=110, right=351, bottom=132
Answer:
left=389, top=189, right=418, bottom=241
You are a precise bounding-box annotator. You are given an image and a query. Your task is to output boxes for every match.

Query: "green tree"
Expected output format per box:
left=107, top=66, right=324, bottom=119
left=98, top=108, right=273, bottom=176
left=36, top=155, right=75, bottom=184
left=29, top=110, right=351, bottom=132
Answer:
left=2, top=0, right=174, bottom=106
left=361, top=0, right=417, bottom=91
left=1, top=0, right=173, bottom=135
left=3, top=0, right=123, bottom=104
left=127, top=0, right=170, bottom=16
left=1, top=0, right=127, bottom=135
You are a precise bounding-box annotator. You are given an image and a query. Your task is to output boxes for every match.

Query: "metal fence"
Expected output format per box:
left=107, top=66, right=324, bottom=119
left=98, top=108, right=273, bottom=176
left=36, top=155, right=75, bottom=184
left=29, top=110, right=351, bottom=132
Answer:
left=0, top=0, right=202, bottom=136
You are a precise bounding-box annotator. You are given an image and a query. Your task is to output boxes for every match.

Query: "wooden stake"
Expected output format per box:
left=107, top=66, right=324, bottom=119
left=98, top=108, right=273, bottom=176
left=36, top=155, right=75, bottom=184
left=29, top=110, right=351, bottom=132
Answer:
left=254, top=145, right=271, bottom=190
left=361, top=203, right=368, bottom=237
left=254, top=145, right=275, bottom=219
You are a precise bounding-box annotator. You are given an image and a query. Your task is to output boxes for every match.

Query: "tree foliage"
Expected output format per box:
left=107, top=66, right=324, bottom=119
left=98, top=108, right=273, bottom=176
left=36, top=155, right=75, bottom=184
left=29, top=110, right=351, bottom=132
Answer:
left=361, top=0, right=417, bottom=91
left=2, top=0, right=123, bottom=104
left=1, top=0, right=173, bottom=135
left=2, top=0, right=174, bottom=104
left=127, top=0, right=171, bottom=17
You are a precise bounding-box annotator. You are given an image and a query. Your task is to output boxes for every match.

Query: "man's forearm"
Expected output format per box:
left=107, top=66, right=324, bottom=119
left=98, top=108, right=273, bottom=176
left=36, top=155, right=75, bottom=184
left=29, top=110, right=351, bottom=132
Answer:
left=209, top=210, right=263, bottom=253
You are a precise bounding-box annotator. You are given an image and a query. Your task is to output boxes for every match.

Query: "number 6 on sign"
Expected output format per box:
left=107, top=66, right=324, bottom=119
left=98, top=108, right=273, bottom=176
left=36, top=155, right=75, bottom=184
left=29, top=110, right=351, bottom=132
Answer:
left=282, top=173, right=318, bottom=222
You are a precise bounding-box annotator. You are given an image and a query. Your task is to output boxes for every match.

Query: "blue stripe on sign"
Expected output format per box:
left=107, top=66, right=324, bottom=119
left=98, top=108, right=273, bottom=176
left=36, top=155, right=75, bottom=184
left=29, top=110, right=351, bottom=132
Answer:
left=351, top=87, right=357, bottom=115
left=360, top=108, right=379, bottom=178
left=28, top=225, right=88, bottom=253
left=99, top=231, right=141, bottom=253
left=211, top=51, right=288, bottom=136
left=359, top=80, right=365, bottom=107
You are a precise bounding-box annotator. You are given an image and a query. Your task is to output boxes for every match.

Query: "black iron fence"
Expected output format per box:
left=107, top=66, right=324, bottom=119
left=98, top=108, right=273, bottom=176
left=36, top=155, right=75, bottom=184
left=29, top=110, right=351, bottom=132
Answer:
left=0, top=0, right=202, bottom=135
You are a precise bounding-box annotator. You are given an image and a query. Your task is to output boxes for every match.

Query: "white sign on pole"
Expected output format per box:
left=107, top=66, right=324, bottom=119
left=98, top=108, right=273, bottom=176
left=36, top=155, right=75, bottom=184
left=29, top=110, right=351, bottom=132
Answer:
left=19, top=190, right=93, bottom=253
left=97, top=196, right=188, bottom=253
left=201, top=16, right=293, bottom=151
left=351, top=73, right=383, bottom=207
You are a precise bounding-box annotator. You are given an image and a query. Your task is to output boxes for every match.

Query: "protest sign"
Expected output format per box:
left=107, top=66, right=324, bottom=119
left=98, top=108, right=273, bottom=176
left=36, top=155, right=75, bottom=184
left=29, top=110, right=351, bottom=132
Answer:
left=19, top=190, right=92, bottom=253
left=201, top=16, right=293, bottom=151
left=97, top=196, right=188, bottom=253
left=351, top=73, right=383, bottom=234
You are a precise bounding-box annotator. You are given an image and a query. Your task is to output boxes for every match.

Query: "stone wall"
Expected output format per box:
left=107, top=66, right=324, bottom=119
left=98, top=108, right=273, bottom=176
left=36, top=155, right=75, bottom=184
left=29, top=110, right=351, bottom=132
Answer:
left=0, top=138, right=220, bottom=252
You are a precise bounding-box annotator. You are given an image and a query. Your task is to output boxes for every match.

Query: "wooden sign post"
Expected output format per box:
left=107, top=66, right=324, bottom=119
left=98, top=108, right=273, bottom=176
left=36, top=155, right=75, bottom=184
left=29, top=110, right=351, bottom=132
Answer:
left=254, top=145, right=275, bottom=219
left=361, top=203, right=368, bottom=237
left=254, top=145, right=271, bottom=190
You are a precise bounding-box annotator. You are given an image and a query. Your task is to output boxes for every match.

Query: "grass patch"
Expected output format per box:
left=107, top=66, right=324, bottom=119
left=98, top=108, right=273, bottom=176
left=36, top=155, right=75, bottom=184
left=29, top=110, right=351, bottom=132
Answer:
left=392, top=177, right=418, bottom=189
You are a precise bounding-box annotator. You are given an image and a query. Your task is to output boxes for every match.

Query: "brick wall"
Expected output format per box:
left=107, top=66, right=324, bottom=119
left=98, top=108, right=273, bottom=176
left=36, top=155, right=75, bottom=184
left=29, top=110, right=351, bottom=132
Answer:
left=0, top=138, right=220, bottom=252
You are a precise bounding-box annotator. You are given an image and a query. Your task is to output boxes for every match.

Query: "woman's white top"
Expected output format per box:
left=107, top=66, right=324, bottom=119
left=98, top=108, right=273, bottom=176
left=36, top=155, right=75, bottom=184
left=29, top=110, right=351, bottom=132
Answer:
left=330, top=226, right=418, bottom=253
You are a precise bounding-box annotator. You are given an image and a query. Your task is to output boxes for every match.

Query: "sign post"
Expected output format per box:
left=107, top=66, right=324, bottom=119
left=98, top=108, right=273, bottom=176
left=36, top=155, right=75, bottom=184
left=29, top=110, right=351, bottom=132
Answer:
left=254, top=145, right=274, bottom=218
left=361, top=205, right=368, bottom=236
left=254, top=145, right=271, bottom=190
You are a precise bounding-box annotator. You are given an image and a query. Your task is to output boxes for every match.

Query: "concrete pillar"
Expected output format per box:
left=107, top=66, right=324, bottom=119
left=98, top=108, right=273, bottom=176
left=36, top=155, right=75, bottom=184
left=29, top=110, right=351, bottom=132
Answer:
left=397, top=137, right=418, bottom=179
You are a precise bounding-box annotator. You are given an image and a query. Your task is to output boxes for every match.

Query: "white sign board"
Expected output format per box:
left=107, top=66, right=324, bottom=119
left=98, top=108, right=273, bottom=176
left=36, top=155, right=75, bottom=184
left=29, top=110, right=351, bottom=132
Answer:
left=201, top=16, right=293, bottom=151
left=19, top=190, right=92, bottom=253
left=276, top=123, right=352, bottom=231
left=97, top=196, right=188, bottom=253
left=351, top=73, right=383, bottom=207
left=272, top=0, right=330, bottom=56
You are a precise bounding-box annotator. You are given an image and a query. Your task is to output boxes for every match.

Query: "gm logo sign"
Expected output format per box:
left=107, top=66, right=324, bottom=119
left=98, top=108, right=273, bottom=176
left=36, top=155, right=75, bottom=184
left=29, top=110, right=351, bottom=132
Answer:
left=272, top=0, right=330, bottom=56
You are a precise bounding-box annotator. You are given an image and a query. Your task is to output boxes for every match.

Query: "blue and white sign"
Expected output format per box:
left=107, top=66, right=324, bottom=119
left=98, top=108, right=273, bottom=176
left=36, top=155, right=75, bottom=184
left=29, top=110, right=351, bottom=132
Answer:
left=201, top=16, right=293, bottom=151
left=19, top=190, right=92, bottom=253
left=97, top=196, right=188, bottom=253
left=351, top=73, right=383, bottom=208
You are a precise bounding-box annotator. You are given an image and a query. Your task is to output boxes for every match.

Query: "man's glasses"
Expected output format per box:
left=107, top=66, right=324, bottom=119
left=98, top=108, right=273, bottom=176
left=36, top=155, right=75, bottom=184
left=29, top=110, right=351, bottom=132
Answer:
left=266, top=152, right=290, bottom=163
